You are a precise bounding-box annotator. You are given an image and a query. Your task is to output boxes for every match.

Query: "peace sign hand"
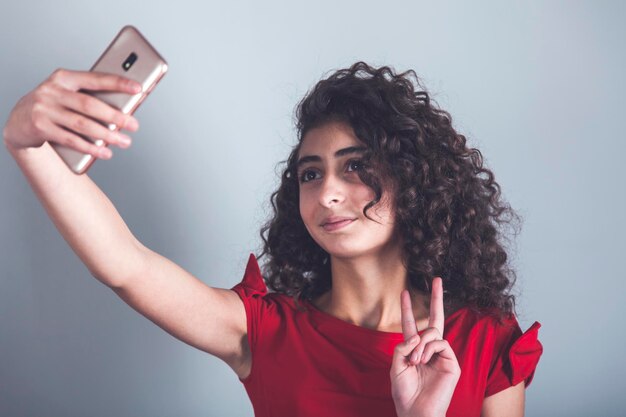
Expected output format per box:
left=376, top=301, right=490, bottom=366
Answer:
left=390, top=278, right=461, bottom=417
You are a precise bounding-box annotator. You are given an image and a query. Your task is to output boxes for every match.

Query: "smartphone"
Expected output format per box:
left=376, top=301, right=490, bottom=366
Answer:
left=51, top=25, right=168, bottom=174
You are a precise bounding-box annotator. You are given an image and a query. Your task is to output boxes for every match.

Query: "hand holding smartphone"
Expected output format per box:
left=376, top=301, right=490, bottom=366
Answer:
left=50, top=26, right=167, bottom=174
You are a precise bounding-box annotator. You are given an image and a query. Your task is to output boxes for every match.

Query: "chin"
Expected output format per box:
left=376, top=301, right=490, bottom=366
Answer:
left=309, top=226, right=399, bottom=260
left=321, top=242, right=386, bottom=261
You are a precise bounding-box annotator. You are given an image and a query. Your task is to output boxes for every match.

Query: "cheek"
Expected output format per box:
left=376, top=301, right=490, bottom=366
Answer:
left=367, top=191, right=396, bottom=224
left=357, top=184, right=383, bottom=208
left=299, top=192, right=315, bottom=223
left=359, top=185, right=377, bottom=205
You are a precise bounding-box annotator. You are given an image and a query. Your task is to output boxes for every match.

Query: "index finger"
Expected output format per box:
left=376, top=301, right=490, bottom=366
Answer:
left=50, top=69, right=142, bottom=94
left=401, top=289, right=418, bottom=341
left=428, top=277, right=445, bottom=335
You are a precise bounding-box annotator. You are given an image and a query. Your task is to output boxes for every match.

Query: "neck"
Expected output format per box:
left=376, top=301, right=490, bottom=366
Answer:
left=314, top=245, right=429, bottom=333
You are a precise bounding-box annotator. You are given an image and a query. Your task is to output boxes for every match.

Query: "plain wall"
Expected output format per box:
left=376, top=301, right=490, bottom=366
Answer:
left=1, top=1, right=624, bottom=416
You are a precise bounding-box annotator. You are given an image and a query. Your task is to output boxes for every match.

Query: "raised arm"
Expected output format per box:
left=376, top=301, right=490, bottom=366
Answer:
left=4, top=69, right=146, bottom=283
left=4, top=69, right=250, bottom=377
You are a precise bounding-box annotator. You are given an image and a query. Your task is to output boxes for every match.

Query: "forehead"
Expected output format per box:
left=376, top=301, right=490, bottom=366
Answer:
left=298, top=121, right=363, bottom=158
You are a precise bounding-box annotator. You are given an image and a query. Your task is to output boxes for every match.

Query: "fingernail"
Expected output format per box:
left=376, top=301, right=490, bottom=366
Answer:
left=99, top=147, right=112, bottom=159
left=126, top=118, right=139, bottom=131
left=119, top=134, right=132, bottom=146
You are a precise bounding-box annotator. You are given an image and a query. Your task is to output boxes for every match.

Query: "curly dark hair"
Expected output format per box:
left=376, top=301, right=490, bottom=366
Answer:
left=258, top=62, right=522, bottom=321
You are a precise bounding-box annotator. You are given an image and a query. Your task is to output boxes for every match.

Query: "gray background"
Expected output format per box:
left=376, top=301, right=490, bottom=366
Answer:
left=1, top=1, right=624, bottom=416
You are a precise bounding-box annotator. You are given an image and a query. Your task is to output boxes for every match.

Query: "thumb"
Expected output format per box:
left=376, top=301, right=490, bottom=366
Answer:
left=391, top=335, right=420, bottom=374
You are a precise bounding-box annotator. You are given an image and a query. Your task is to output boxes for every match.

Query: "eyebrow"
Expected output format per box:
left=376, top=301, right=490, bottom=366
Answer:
left=296, top=146, right=367, bottom=170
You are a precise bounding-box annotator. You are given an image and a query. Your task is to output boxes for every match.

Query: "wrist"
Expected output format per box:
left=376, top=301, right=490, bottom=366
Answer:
left=4, top=135, right=35, bottom=157
left=3, top=125, right=23, bottom=154
left=4, top=138, right=22, bottom=157
left=4, top=138, right=15, bottom=155
left=3, top=129, right=18, bottom=152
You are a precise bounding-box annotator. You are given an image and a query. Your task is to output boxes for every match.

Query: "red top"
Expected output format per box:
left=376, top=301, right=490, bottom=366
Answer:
left=231, top=254, right=543, bottom=417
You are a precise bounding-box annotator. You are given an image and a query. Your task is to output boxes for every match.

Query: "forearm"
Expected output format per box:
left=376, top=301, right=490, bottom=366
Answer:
left=5, top=139, right=146, bottom=287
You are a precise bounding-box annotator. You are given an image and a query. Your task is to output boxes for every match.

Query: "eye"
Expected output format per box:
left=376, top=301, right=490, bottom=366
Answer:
left=299, top=169, right=320, bottom=183
left=347, top=159, right=364, bottom=172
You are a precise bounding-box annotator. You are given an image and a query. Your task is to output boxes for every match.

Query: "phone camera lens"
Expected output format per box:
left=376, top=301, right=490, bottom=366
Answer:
left=122, top=53, right=138, bottom=71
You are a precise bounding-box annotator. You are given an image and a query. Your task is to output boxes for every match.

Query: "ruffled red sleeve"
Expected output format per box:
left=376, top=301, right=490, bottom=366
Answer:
left=485, top=320, right=543, bottom=397
left=231, top=253, right=267, bottom=297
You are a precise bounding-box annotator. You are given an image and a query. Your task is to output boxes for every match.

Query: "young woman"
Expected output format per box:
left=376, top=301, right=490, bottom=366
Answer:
left=4, top=62, right=542, bottom=417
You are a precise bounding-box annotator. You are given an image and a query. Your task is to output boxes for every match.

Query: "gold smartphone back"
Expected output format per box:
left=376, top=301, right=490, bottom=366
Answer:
left=51, top=25, right=168, bottom=174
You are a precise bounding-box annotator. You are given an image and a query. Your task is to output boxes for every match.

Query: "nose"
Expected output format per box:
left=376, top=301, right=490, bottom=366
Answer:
left=318, top=174, right=345, bottom=207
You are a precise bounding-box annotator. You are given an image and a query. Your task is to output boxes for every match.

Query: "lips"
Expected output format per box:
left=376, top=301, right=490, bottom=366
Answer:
left=321, top=217, right=357, bottom=232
